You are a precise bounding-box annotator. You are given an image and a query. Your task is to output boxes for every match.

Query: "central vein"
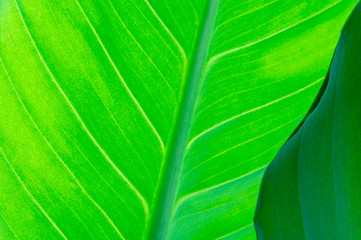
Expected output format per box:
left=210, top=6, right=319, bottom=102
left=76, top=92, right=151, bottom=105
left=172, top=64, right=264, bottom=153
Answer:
left=149, top=0, right=220, bottom=239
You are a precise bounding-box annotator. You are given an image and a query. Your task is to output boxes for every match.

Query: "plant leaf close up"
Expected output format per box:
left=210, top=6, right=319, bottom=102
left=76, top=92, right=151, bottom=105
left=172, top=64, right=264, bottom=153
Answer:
left=0, top=0, right=357, bottom=239
left=254, top=1, right=361, bottom=239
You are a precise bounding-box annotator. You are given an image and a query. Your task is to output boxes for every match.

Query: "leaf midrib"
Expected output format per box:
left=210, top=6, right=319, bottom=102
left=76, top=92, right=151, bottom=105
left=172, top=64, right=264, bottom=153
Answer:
left=148, top=0, right=220, bottom=239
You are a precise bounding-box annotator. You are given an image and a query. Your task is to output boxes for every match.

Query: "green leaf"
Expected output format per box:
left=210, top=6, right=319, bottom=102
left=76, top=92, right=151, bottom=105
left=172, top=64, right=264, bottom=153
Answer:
left=254, top=2, right=361, bottom=239
left=0, top=0, right=357, bottom=239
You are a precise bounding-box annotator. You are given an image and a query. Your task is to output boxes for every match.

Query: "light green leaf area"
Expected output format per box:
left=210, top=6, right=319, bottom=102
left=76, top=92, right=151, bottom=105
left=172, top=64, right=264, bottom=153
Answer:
left=0, top=0, right=357, bottom=239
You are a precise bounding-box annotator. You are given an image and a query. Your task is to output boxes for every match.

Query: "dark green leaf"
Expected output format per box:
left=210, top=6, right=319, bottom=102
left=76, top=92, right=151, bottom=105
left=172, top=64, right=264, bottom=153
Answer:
left=254, top=2, right=361, bottom=239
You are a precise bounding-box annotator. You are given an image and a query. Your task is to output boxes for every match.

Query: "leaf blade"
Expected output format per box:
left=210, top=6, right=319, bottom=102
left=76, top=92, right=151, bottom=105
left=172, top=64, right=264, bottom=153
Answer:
left=0, top=0, right=358, bottom=239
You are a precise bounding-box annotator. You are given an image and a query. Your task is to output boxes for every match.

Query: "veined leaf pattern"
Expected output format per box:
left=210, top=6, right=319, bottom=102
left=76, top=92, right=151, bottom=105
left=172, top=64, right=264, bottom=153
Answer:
left=0, top=0, right=357, bottom=239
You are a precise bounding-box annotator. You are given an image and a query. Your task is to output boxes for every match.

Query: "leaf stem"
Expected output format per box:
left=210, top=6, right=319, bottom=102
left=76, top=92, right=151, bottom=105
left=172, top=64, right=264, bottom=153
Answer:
left=148, top=0, right=220, bottom=239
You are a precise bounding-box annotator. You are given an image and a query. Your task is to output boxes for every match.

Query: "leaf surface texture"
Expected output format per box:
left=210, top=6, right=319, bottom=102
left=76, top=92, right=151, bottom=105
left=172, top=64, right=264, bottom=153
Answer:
left=0, top=0, right=357, bottom=239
